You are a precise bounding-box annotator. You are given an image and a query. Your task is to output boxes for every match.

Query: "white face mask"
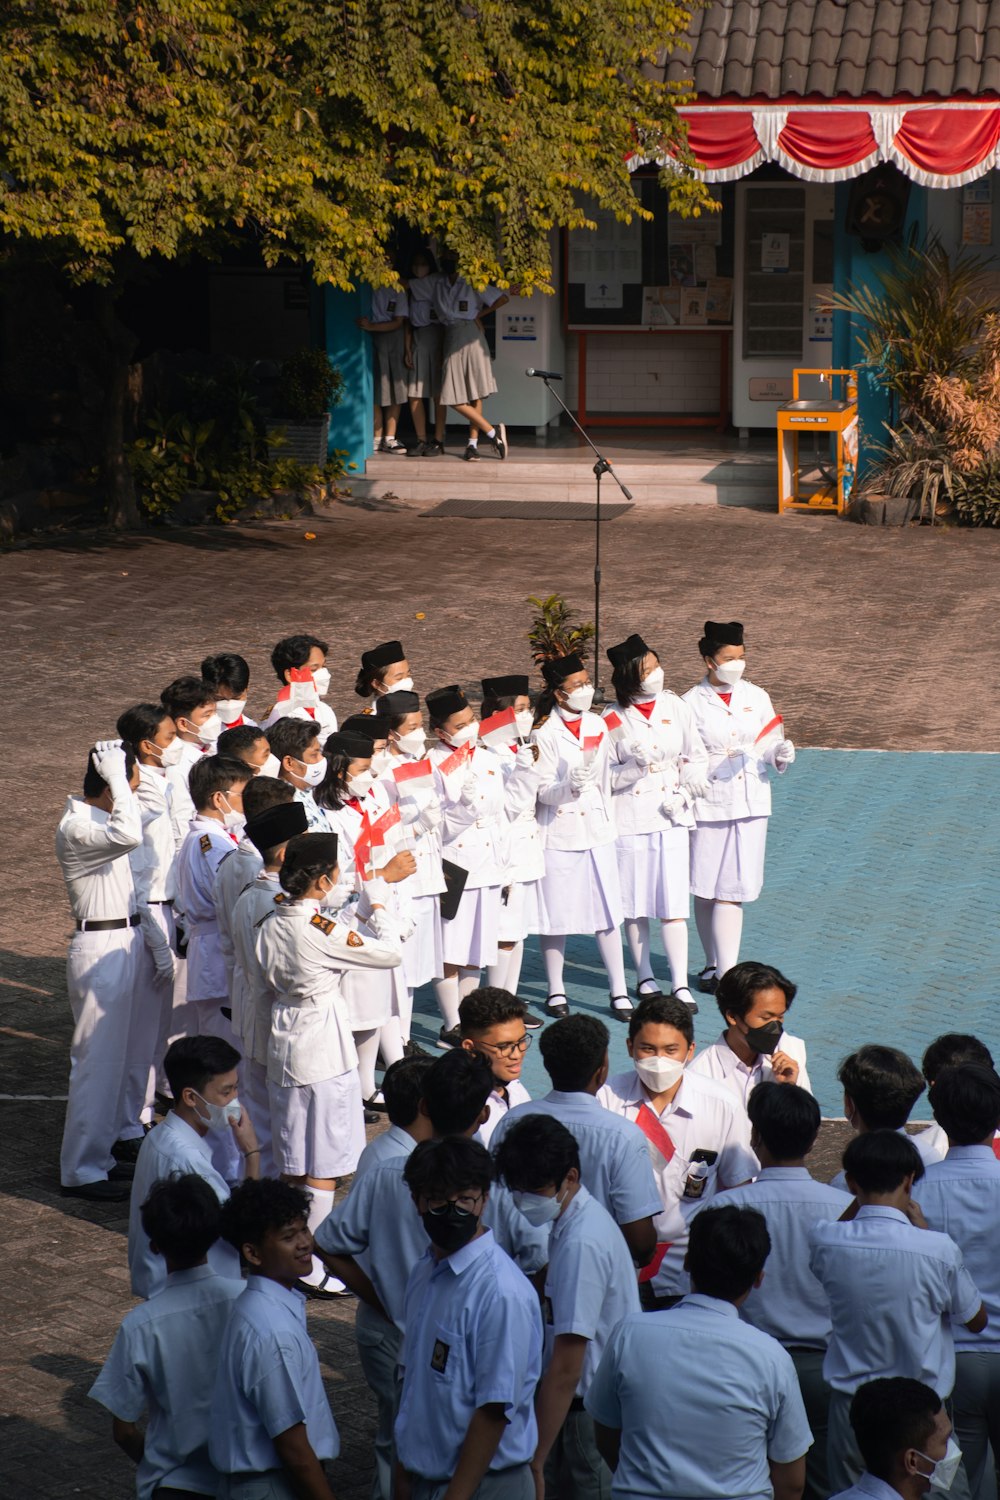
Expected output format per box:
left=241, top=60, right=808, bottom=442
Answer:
left=259, top=752, right=282, bottom=778
left=393, top=728, right=426, bottom=757
left=712, top=659, right=746, bottom=687
left=562, top=684, right=595, bottom=715
left=347, top=771, right=375, bottom=798
left=320, top=876, right=352, bottom=911
left=293, top=756, right=326, bottom=788
left=214, top=698, right=247, bottom=724
left=512, top=1184, right=567, bottom=1227
left=514, top=710, right=534, bottom=739
left=149, top=738, right=185, bottom=769
left=219, top=796, right=244, bottom=833
left=447, top=722, right=479, bottom=748
left=193, top=1090, right=242, bottom=1132
left=185, top=713, right=222, bottom=747
left=638, top=668, right=664, bottom=698
left=913, top=1438, right=963, bottom=1492
left=385, top=675, right=414, bottom=695
left=312, top=666, right=331, bottom=698
left=634, top=1054, right=686, bottom=1093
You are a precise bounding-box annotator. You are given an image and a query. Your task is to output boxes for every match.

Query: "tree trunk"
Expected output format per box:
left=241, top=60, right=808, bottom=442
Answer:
left=96, top=285, right=141, bottom=528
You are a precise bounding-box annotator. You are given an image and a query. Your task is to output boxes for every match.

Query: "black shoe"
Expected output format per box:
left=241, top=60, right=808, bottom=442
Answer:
left=108, top=1161, right=135, bottom=1181
left=407, top=440, right=428, bottom=458
left=489, top=423, right=507, bottom=460
left=609, top=996, right=634, bottom=1022
left=463, top=443, right=480, bottom=461
left=522, top=1012, right=544, bottom=1031
left=364, top=1108, right=381, bottom=1124
left=364, top=1091, right=388, bottom=1114
left=634, top=981, right=664, bottom=1001
left=437, top=1024, right=462, bottom=1050
left=61, top=1179, right=131, bottom=1202
left=424, top=440, right=444, bottom=457
left=696, top=966, right=718, bottom=995
left=673, top=986, right=699, bottom=1015
left=544, top=994, right=570, bottom=1018
left=296, top=1273, right=353, bottom=1300
left=112, top=1136, right=143, bottom=1163
left=380, top=437, right=408, bottom=454
left=404, top=1038, right=431, bottom=1058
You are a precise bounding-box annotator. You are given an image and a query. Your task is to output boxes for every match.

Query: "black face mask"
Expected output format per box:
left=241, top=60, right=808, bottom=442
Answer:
left=744, top=1020, right=782, bottom=1056
left=422, top=1205, right=479, bottom=1255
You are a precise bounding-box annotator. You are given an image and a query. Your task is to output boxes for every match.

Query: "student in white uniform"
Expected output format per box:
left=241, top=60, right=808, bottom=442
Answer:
left=494, top=1114, right=641, bottom=1500
left=531, top=652, right=630, bottom=1021
left=459, top=987, right=533, bottom=1147
left=339, top=711, right=392, bottom=781
left=480, top=672, right=543, bottom=1002
left=918, top=1064, right=1000, bottom=1500
left=267, top=717, right=335, bottom=831
left=354, top=638, right=416, bottom=706
left=359, top=283, right=410, bottom=452
left=211, top=772, right=280, bottom=1020
left=598, top=994, right=757, bottom=1311
left=690, top=960, right=812, bottom=1115
left=160, top=676, right=223, bottom=849
left=261, top=633, right=337, bottom=745
left=426, top=684, right=512, bottom=1046
left=395, top=1136, right=544, bottom=1500
left=586, top=1204, right=813, bottom=1500
left=201, top=651, right=257, bottom=730
left=707, top=1081, right=851, bottom=1500
left=605, top=633, right=710, bottom=1008
left=918, top=1033, right=997, bottom=1162
left=57, top=740, right=143, bottom=1200
left=255, top=831, right=403, bottom=1295
left=830, top=1376, right=963, bottom=1500
left=218, top=723, right=274, bottom=776
left=210, top=1179, right=341, bottom=1499
left=433, top=251, right=509, bottom=461
left=682, top=620, right=796, bottom=988
left=90, top=1174, right=245, bottom=1500
left=404, top=248, right=446, bottom=457
left=809, top=1130, right=986, bottom=1495
left=831, top=1045, right=943, bottom=1190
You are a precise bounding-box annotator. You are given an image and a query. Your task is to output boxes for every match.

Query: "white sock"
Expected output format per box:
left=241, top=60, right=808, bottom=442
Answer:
left=486, top=427, right=496, bottom=439
left=504, top=940, right=524, bottom=995
left=433, top=975, right=461, bottom=1030
left=596, top=927, right=628, bottom=998
left=355, top=1028, right=380, bottom=1100
left=540, top=935, right=566, bottom=996
left=624, top=917, right=655, bottom=987
left=694, top=896, right=716, bottom=969
left=401, top=987, right=416, bottom=1044
left=486, top=951, right=511, bottom=990
left=378, top=1017, right=405, bottom=1069
left=458, top=968, right=481, bottom=1002
left=712, top=903, right=744, bottom=979
left=661, top=920, right=689, bottom=995
left=468, top=434, right=479, bottom=448
left=302, top=1185, right=339, bottom=1288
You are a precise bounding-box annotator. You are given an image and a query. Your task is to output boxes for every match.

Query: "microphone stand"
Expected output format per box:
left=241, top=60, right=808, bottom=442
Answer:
left=537, top=375, right=633, bottom=703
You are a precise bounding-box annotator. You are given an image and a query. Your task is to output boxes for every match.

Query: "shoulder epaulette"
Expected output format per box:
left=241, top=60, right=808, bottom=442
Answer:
left=273, top=891, right=287, bottom=904
left=199, top=833, right=212, bottom=852
left=310, top=912, right=335, bottom=936
left=362, top=707, right=374, bottom=716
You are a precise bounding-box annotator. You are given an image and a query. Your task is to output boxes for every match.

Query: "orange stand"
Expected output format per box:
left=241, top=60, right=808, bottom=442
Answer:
left=777, top=369, right=858, bottom=515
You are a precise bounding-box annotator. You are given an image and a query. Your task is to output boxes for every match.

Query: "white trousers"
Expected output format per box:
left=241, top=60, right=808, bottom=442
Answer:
left=122, top=904, right=176, bottom=1132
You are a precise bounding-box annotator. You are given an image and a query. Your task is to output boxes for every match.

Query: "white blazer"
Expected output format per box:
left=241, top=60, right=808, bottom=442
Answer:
left=531, top=709, right=617, bottom=853
left=682, top=677, right=785, bottom=822
left=494, top=745, right=546, bottom=883
left=606, top=693, right=709, bottom=837
left=428, top=741, right=511, bottom=889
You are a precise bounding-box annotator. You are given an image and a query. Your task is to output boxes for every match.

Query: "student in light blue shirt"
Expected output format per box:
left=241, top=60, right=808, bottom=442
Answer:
left=90, top=1174, right=244, bottom=1500
left=829, top=1376, right=962, bottom=1500
left=395, top=1137, right=543, bottom=1500
left=492, top=1014, right=660, bottom=1268
left=210, top=1179, right=339, bottom=1500
left=706, top=1081, right=850, bottom=1500
left=586, top=1203, right=812, bottom=1500
left=494, top=1113, right=641, bottom=1500
left=918, top=1063, right=1000, bottom=1500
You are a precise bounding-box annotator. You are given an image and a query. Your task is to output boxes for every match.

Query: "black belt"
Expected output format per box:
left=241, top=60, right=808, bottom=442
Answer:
left=148, top=898, right=174, bottom=906
left=569, top=1396, right=587, bottom=1413
left=76, top=914, right=141, bottom=932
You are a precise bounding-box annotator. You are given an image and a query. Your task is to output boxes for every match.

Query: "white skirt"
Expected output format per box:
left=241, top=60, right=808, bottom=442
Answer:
left=689, top=816, right=769, bottom=903
left=407, top=323, right=443, bottom=399
left=498, top=880, right=536, bottom=943
left=442, top=883, right=502, bottom=968
left=440, top=321, right=497, bottom=406
left=374, top=327, right=408, bottom=406
left=534, top=843, right=623, bottom=936
left=341, top=967, right=393, bottom=1029
left=617, top=827, right=690, bottom=921
left=402, top=892, right=444, bottom=988
left=268, top=1066, right=365, bottom=1178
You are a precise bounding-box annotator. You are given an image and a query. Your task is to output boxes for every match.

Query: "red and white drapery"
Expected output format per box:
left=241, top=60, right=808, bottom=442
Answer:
left=632, top=103, right=1000, bottom=188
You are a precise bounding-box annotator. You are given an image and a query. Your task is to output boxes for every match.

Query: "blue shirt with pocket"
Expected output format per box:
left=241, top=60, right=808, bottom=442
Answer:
left=545, top=1185, right=641, bottom=1396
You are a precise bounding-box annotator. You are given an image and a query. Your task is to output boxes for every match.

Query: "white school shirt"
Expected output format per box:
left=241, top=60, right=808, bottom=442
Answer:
left=706, top=1167, right=852, bottom=1349
left=56, top=791, right=142, bottom=922
left=165, top=740, right=205, bottom=849
left=586, top=1294, right=813, bottom=1500
left=370, top=286, right=409, bottom=323
left=260, top=697, right=338, bottom=747
left=690, top=1030, right=812, bottom=1108
left=174, top=816, right=238, bottom=1001
left=808, top=1204, right=982, bottom=1395
left=531, top=708, right=618, bottom=852
left=213, top=839, right=263, bottom=1007
left=607, top=693, right=709, bottom=836
left=406, top=272, right=442, bottom=327
left=231, top=872, right=282, bottom=1066
left=209, top=1275, right=339, bottom=1476
left=427, top=741, right=511, bottom=889
left=919, top=1145, right=1000, bottom=1352
left=681, top=677, right=786, bottom=821
left=545, top=1186, right=641, bottom=1396
left=128, top=1111, right=241, bottom=1298
left=89, top=1265, right=244, bottom=1500
left=134, top=764, right=177, bottom=900
left=432, top=275, right=503, bottom=324
left=291, top=783, right=337, bottom=832
left=598, top=1068, right=758, bottom=1296
left=476, top=1077, right=531, bottom=1148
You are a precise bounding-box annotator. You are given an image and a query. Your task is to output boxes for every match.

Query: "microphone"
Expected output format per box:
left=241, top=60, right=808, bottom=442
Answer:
left=525, top=368, right=563, bottom=380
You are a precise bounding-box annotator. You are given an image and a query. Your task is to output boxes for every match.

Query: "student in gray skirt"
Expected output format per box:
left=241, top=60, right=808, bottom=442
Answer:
left=404, top=248, right=446, bottom=457
left=433, top=251, right=510, bottom=461
left=358, top=285, right=410, bottom=453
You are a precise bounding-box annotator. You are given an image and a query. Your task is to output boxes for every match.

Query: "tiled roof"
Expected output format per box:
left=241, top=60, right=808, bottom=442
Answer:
left=662, top=0, right=1000, bottom=100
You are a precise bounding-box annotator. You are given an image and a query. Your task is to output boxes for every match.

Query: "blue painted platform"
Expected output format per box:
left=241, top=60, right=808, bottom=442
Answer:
left=411, top=751, right=997, bottom=1117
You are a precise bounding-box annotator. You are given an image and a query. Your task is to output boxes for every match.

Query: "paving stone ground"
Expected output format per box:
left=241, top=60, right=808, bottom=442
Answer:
left=2, top=499, right=997, bottom=1495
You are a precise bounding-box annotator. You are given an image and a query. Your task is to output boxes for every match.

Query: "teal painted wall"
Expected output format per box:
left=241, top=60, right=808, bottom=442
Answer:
left=322, top=285, right=373, bottom=471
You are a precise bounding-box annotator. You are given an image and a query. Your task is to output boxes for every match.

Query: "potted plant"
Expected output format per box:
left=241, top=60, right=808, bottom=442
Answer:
left=276, top=349, right=344, bottom=464
left=526, top=593, right=595, bottom=665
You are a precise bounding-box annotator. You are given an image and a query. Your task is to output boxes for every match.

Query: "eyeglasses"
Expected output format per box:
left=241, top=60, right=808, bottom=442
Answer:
left=424, top=1192, right=484, bottom=1216
left=478, top=1034, right=532, bottom=1059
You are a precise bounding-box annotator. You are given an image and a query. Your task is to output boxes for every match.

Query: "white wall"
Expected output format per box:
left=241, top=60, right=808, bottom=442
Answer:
left=564, top=332, right=725, bottom=416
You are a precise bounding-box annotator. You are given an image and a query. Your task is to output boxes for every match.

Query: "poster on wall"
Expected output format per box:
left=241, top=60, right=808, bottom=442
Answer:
left=584, top=280, right=623, bottom=308
left=809, top=292, right=833, bottom=342
left=962, top=203, right=992, bottom=246
left=641, top=286, right=680, bottom=325
left=668, top=245, right=697, bottom=286
left=761, top=232, right=790, bottom=271
left=680, top=288, right=708, bottom=325
left=667, top=205, right=723, bottom=246
left=705, top=278, right=733, bottom=323
left=570, top=209, right=642, bottom=286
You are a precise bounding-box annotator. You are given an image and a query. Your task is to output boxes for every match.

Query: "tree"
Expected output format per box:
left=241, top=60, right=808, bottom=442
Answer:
left=0, top=0, right=711, bottom=524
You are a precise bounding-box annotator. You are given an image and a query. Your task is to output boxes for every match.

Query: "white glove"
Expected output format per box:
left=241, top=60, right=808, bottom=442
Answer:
left=460, top=772, right=479, bottom=808
left=629, top=740, right=655, bottom=769
left=139, top=908, right=176, bottom=981
left=419, top=801, right=443, bottom=833
left=682, top=772, right=712, bottom=800
left=514, top=743, right=536, bottom=769
left=570, top=762, right=596, bottom=793
left=93, top=739, right=129, bottom=785
left=774, top=738, right=796, bottom=770
left=659, top=791, right=687, bottom=823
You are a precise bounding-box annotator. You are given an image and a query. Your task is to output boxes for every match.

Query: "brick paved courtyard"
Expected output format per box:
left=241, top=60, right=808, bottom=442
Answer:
left=2, top=498, right=999, bottom=1495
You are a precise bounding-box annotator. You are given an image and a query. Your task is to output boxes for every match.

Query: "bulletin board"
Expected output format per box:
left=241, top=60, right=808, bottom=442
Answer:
left=564, top=178, right=735, bottom=332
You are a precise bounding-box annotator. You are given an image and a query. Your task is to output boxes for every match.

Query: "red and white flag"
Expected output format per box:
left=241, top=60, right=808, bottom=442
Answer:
left=275, top=666, right=319, bottom=711
left=602, top=710, right=627, bottom=744
left=437, top=741, right=475, bottom=782
left=583, top=733, right=604, bottom=764
left=353, top=810, right=374, bottom=882
left=392, top=758, right=435, bottom=797
left=478, top=707, right=517, bottom=751
left=754, top=714, right=784, bottom=748
left=370, top=804, right=403, bottom=848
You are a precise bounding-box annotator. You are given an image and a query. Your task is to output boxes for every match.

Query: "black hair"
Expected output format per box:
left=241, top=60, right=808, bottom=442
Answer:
left=459, top=987, right=527, bottom=1036
left=532, top=682, right=559, bottom=726
left=266, top=716, right=321, bottom=766
left=315, top=749, right=355, bottom=811
left=160, top=675, right=216, bottom=720
left=716, top=960, right=797, bottom=1023
left=242, top=775, right=294, bottom=822
left=611, top=649, right=658, bottom=709
left=83, top=744, right=137, bottom=798
left=217, top=724, right=267, bottom=761
left=219, top=1177, right=312, bottom=1252
left=421, top=1048, right=494, bottom=1135
left=200, top=652, right=251, bottom=696
left=404, top=1136, right=492, bottom=1200
left=747, top=1080, right=821, bottom=1160
left=538, top=1014, right=609, bottom=1093
left=628, top=992, right=694, bottom=1046
left=698, top=630, right=743, bottom=660
left=270, top=634, right=329, bottom=684
left=188, top=753, right=252, bottom=812
left=410, top=246, right=439, bottom=275
left=687, top=1204, right=770, bottom=1301
left=140, top=1172, right=222, bottom=1264
left=843, top=1128, right=924, bottom=1193
left=279, top=835, right=339, bottom=898
left=922, top=1032, right=994, bottom=1084
left=850, top=1378, right=942, bottom=1480
left=480, top=690, right=529, bottom=719
left=838, top=1045, right=925, bottom=1130
left=164, top=1035, right=241, bottom=1099
left=116, top=702, right=171, bottom=754
left=929, top=1063, right=1000, bottom=1145
left=379, top=709, right=418, bottom=735
left=382, top=1056, right=435, bottom=1128
left=493, top=1114, right=581, bottom=1193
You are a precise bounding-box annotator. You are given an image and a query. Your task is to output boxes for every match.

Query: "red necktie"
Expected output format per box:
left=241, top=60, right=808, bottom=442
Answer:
left=634, top=700, right=655, bottom=721
left=634, top=1103, right=675, bottom=1283
left=563, top=717, right=582, bottom=740
left=992, top=1137, right=1000, bottom=1161
left=718, top=692, right=732, bottom=707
